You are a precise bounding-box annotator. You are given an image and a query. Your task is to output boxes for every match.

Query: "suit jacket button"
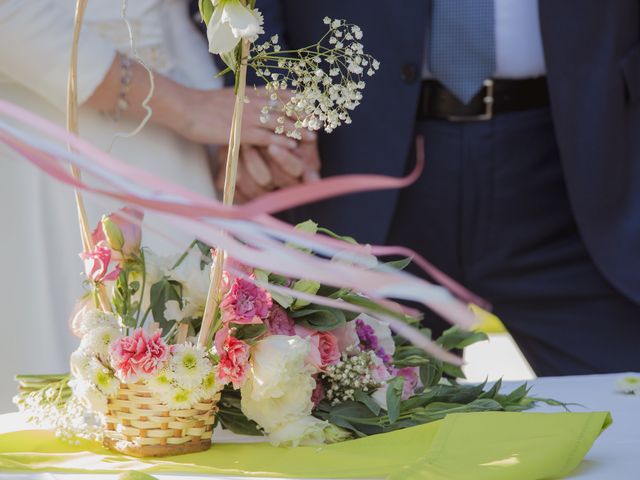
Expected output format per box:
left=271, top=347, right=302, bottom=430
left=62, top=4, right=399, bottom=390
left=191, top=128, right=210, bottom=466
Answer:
left=401, top=64, right=418, bottom=84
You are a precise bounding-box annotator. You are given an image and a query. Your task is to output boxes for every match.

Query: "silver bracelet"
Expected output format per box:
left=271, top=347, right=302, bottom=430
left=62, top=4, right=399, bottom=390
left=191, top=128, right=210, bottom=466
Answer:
left=114, top=55, right=133, bottom=119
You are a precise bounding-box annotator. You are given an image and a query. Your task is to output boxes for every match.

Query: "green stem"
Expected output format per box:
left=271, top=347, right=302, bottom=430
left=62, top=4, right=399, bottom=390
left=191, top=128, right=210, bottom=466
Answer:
left=171, top=240, right=197, bottom=270
left=136, top=249, right=147, bottom=328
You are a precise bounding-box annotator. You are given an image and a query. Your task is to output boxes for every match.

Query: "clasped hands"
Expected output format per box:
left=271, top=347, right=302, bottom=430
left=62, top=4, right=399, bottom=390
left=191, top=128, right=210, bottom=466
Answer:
left=212, top=89, right=321, bottom=204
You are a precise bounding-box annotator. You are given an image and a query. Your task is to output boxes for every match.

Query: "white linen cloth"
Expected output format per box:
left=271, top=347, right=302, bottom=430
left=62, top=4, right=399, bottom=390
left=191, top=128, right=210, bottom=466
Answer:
left=0, top=0, right=221, bottom=411
left=0, top=372, right=638, bottom=479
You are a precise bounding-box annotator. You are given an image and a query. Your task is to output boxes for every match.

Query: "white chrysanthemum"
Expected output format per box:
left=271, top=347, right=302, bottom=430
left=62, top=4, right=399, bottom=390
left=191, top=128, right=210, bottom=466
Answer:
left=79, top=326, right=121, bottom=359
left=70, top=348, right=93, bottom=380
left=615, top=376, right=640, bottom=395
left=70, top=378, right=108, bottom=414
left=72, top=309, right=120, bottom=338
left=146, top=368, right=175, bottom=394
left=170, top=343, right=211, bottom=389
left=161, top=385, right=199, bottom=410
left=199, top=370, right=221, bottom=398
left=87, top=359, right=119, bottom=396
left=207, top=0, right=264, bottom=55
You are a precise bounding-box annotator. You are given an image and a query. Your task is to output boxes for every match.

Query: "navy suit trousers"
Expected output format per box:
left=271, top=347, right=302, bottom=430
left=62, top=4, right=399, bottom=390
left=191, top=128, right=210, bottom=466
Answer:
left=387, top=108, right=640, bottom=376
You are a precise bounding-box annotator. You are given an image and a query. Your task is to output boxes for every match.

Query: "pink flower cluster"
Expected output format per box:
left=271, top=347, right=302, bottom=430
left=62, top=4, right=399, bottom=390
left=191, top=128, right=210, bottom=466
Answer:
left=110, top=329, right=171, bottom=382
left=220, top=278, right=272, bottom=325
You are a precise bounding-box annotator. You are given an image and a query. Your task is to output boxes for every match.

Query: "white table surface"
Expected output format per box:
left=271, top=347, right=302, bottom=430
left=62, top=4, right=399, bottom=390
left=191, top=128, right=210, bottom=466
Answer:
left=0, top=372, right=638, bottom=480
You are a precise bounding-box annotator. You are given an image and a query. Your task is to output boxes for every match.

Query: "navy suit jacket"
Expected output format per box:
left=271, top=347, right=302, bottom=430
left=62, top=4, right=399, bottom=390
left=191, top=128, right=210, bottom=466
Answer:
left=250, top=0, right=640, bottom=304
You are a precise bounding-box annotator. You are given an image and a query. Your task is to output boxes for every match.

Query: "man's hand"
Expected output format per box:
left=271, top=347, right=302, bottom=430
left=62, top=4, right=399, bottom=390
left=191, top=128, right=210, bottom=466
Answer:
left=215, top=140, right=322, bottom=203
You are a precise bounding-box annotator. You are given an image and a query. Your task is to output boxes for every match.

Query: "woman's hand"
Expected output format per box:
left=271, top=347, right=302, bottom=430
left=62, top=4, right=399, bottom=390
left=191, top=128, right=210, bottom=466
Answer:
left=174, top=86, right=313, bottom=148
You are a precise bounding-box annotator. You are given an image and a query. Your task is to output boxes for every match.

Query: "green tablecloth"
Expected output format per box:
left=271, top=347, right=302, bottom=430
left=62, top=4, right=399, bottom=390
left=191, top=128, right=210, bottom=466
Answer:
left=0, top=411, right=611, bottom=479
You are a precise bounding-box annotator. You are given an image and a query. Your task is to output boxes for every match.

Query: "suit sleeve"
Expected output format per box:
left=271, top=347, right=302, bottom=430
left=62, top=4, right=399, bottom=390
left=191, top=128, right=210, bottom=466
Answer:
left=248, top=0, right=289, bottom=86
left=0, top=0, right=117, bottom=111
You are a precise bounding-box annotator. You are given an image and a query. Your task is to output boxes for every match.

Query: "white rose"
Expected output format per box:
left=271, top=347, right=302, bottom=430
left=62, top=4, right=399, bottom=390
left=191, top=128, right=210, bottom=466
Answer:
left=268, top=416, right=329, bottom=447
left=240, top=335, right=316, bottom=432
left=358, top=314, right=396, bottom=357
left=207, top=0, right=265, bottom=55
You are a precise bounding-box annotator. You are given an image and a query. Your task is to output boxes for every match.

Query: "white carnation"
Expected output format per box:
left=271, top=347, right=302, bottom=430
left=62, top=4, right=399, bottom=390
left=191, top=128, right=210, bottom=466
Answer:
left=70, top=349, right=92, bottom=380
left=268, top=416, right=351, bottom=446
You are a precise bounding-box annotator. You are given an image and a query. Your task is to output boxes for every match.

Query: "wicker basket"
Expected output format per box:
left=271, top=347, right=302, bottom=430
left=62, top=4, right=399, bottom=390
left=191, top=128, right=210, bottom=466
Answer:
left=103, top=382, right=220, bottom=457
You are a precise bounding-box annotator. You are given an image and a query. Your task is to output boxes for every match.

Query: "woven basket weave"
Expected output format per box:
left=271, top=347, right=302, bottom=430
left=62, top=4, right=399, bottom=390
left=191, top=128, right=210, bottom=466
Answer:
left=103, top=382, right=220, bottom=457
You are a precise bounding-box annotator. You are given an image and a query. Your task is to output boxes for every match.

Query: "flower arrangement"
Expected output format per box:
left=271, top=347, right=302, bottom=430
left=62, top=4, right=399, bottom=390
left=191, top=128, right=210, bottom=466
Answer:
left=16, top=216, right=561, bottom=451
left=12, top=0, right=563, bottom=457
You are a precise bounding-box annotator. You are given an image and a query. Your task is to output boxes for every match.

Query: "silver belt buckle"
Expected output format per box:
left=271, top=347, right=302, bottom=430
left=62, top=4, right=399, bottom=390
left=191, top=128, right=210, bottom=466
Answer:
left=447, top=79, right=494, bottom=122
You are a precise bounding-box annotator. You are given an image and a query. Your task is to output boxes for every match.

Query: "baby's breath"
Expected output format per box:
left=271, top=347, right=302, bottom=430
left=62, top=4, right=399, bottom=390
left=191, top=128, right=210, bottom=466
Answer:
left=249, top=18, right=379, bottom=139
left=320, top=350, right=382, bottom=406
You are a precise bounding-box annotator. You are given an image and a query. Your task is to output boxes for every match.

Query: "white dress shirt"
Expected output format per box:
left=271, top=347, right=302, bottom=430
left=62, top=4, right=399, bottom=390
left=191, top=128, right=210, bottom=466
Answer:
left=424, top=0, right=547, bottom=79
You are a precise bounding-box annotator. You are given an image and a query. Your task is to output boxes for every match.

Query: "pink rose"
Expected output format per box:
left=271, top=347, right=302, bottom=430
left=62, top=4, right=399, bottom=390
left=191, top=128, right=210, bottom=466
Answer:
left=216, top=334, right=251, bottom=389
left=265, top=305, right=296, bottom=335
left=92, top=207, right=143, bottom=260
left=220, top=278, right=272, bottom=325
left=295, top=325, right=341, bottom=370
left=80, top=245, right=121, bottom=283
left=110, top=329, right=170, bottom=382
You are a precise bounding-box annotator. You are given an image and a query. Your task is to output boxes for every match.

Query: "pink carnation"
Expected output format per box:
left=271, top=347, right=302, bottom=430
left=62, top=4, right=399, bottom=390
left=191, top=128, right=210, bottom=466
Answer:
left=110, top=329, right=170, bottom=382
left=220, top=278, right=272, bottom=325
left=265, top=305, right=296, bottom=335
left=216, top=335, right=251, bottom=389
left=295, top=325, right=341, bottom=370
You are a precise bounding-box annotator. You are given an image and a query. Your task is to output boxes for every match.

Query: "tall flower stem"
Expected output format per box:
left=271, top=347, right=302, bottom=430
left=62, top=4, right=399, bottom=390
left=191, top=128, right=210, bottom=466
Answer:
left=69, top=0, right=111, bottom=312
left=197, top=39, right=250, bottom=348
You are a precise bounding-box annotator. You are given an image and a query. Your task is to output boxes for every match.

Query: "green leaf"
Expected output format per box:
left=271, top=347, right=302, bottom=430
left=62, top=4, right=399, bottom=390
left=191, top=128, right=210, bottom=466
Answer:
left=317, top=226, right=358, bottom=245
left=149, top=278, right=181, bottom=333
left=354, top=390, right=381, bottom=416
left=498, top=383, right=531, bottom=405
left=384, top=257, right=412, bottom=270
left=437, top=327, right=488, bottom=350
left=442, top=363, right=466, bottom=379
left=386, top=376, right=405, bottom=424
left=129, top=281, right=140, bottom=293
left=419, top=361, right=443, bottom=387
left=292, top=306, right=346, bottom=331
left=233, top=324, right=267, bottom=343
left=122, top=314, right=137, bottom=328
left=480, top=379, right=503, bottom=400
left=295, top=220, right=318, bottom=234
left=291, top=279, right=321, bottom=309
left=198, top=0, right=214, bottom=26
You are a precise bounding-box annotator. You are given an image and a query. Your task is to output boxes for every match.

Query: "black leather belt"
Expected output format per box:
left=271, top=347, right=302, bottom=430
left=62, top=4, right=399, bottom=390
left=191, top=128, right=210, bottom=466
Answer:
left=417, top=77, right=550, bottom=122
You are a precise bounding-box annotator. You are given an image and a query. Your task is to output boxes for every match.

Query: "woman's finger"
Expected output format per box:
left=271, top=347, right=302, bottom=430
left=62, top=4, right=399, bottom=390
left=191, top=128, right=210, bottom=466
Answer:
left=266, top=144, right=305, bottom=178
left=242, top=146, right=273, bottom=188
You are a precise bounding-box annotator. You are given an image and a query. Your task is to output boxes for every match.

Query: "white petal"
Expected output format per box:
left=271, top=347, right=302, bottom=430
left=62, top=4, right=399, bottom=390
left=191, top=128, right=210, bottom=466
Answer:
left=221, top=2, right=264, bottom=42
left=207, top=7, right=240, bottom=54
